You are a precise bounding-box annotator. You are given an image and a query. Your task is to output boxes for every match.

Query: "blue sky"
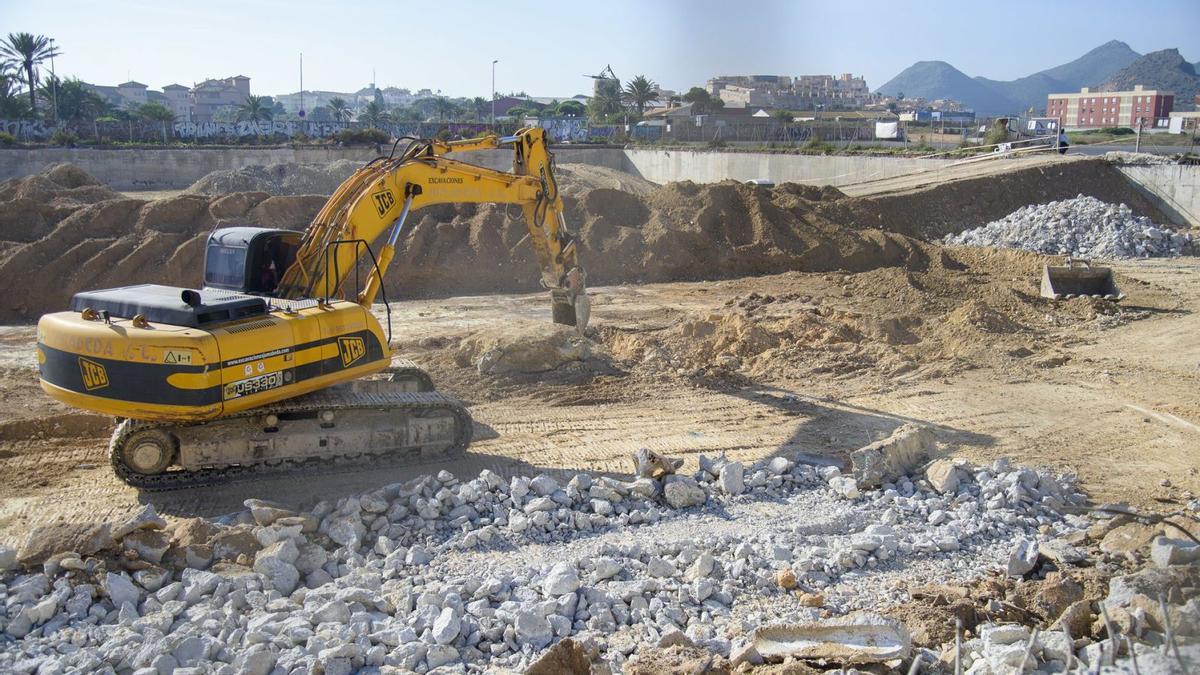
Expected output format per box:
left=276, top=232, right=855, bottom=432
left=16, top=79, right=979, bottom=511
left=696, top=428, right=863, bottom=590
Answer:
left=2, top=0, right=1197, bottom=97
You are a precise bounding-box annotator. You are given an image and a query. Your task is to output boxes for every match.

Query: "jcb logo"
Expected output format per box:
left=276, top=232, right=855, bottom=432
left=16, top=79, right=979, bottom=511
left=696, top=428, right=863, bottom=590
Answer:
left=372, top=189, right=396, bottom=217
left=338, top=337, right=366, bottom=368
left=78, top=357, right=109, bottom=391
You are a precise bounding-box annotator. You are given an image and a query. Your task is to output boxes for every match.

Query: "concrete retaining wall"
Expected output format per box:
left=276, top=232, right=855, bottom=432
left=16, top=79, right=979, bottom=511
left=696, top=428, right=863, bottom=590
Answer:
left=1117, top=164, right=1200, bottom=228
left=4, top=147, right=1194, bottom=227
left=446, top=148, right=956, bottom=188
left=619, top=148, right=956, bottom=186
left=0, top=146, right=953, bottom=192
left=0, top=147, right=378, bottom=190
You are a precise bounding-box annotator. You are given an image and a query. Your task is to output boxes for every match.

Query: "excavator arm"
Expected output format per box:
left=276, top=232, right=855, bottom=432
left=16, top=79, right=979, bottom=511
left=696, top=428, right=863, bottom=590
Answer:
left=273, top=127, right=588, bottom=327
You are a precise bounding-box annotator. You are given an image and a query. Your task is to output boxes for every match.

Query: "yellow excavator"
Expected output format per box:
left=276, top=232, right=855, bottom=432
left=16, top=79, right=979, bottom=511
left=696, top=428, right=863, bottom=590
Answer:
left=35, top=128, right=588, bottom=489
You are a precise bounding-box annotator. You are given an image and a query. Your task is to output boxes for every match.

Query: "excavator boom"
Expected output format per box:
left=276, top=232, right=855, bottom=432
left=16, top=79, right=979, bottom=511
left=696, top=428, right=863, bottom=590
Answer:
left=276, top=127, right=586, bottom=325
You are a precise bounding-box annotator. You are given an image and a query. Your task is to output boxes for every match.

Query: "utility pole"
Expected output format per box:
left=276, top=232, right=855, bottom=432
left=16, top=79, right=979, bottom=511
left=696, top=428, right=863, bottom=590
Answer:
left=491, top=60, right=499, bottom=129
left=299, top=53, right=305, bottom=119
left=1135, top=117, right=1143, bottom=153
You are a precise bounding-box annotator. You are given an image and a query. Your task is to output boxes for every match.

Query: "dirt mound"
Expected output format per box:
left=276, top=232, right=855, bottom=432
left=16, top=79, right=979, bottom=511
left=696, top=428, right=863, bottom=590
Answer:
left=0, top=164, right=121, bottom=246
left=2, top=164, right=1054, bottom=326
left=554, top=163, right=658, bottom=197
left=184, top=160, right=363, bottom=196
left=387, top=179, right=927, bottom=301
left=858, top=157, right=1181, bottom=239
left=0, top=191, right=325, bottom=322
left=453, top=322, right=593, bottom=375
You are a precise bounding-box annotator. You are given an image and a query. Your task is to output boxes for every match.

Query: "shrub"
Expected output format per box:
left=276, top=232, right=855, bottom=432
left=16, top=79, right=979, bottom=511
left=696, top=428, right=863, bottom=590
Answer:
left=982, top=122, right=1009, bottom=147
left=50, top=129, right=79, bottom=147
left=0, top=131, right=15, bottom=146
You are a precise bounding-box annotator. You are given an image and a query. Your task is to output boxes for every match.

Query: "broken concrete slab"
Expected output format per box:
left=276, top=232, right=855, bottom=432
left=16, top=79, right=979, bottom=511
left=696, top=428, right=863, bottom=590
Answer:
left=1149, top=536, right=1200, bottom=568
left=750, top=613, right=911, bottom=665
left=1099, top=522, right=1164, bottom=555
left=17, top=523, right=115, bottom=566
left=632, top=448, right=682, bottom=480
left=1007, top=538, right=1039, bottom=577
left=925, top=458, right=965, bottom=494
left=850, top=424, right=935, bottom=489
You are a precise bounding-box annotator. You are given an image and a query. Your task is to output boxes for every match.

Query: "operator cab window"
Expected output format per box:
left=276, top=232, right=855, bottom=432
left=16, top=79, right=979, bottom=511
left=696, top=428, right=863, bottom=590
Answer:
left=204, top=243, right=247, bottom=289
left=204, top=231, right=300, bottom=297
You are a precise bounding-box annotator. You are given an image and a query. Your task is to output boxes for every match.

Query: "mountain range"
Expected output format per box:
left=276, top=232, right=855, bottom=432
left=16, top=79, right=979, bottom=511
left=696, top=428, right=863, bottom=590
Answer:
left=1100, top=48, right=1199, bottom=108
left=876, top=41, right=1198, bottom=114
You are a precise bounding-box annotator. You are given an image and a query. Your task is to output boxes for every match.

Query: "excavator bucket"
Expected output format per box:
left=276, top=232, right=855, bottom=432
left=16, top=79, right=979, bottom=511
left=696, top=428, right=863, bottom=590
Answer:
left=1040, top=258, right=1123, bottom=300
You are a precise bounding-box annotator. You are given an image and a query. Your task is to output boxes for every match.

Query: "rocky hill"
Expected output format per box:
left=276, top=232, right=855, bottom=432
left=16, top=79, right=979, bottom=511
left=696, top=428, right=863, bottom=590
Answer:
left=1101, top=48, right=1200, bottom=110
left=875, top=61, right=1015, bottom=112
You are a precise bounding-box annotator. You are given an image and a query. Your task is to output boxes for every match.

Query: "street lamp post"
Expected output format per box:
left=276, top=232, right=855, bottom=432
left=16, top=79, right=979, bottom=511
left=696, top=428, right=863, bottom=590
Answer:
left=491, top=60, right=499, bottom=129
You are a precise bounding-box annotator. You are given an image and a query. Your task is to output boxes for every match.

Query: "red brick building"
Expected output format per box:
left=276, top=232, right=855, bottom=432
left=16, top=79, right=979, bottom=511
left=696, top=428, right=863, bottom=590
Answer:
left=1046, top=85, right=1174, bottom=129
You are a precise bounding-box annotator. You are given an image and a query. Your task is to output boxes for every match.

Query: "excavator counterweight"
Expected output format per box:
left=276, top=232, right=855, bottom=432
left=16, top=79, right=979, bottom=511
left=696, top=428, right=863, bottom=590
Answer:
left=35, top=128, right=587, bottom=489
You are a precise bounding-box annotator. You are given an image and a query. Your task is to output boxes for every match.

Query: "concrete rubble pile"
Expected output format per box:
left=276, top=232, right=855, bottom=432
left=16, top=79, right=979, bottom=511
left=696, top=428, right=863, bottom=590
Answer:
left=945, top=195, right=1192, bottom=259
left=0, top=451, right=1121, bottom=674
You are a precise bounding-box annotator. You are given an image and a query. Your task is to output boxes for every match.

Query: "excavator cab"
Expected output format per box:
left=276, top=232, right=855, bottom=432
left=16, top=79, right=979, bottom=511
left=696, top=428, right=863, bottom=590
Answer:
left=204, top=227, right=301, bottom=297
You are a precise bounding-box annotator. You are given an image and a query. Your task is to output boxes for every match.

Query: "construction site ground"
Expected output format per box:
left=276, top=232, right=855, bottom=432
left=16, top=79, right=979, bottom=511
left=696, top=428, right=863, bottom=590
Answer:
left=1, top=254, right=1196, bottom=547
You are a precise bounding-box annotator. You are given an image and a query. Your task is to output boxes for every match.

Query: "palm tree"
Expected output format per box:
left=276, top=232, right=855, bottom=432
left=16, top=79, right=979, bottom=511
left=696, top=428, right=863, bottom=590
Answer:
left=235, top=95, right=273, bottom=122
left=358, top=100, right=389, bottom=128
left=588, top=82, right=624, bottom=122
left=470, top=96, right=489, bottom=121
left=327, top=97, right=351, bottom=123
left=432, top=97, right=457, bottom=122
left=0, top=63, right=30, bottom=119
left=0, top=33, right=61, bottom=116
left=138, top=102, right=176, bottom=143
left=622, top=75, right=659, bottom=115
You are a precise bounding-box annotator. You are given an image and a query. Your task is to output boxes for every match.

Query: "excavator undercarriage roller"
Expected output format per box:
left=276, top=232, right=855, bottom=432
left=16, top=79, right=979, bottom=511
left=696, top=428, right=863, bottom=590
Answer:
left=109, top=383, right=473, bottom=491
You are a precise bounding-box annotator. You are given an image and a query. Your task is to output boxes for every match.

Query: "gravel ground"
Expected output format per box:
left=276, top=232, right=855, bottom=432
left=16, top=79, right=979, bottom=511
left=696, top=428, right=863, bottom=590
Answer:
left=0, top=450, right=1089, bottom=674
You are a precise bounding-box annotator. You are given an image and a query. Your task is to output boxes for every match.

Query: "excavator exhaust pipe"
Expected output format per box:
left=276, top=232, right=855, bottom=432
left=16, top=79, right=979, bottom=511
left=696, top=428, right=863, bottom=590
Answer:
left=1040, top=258, right=1123, bottom=300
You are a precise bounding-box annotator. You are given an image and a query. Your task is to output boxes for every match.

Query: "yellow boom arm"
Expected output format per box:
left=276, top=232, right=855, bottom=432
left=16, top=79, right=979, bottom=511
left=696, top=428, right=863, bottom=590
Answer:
left=274, top=127, right=586, bottom=326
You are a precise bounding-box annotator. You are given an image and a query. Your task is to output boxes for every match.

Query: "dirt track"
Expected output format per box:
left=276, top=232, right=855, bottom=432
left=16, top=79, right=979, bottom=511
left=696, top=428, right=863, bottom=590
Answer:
left=1, top=255, right=1196, bottom=547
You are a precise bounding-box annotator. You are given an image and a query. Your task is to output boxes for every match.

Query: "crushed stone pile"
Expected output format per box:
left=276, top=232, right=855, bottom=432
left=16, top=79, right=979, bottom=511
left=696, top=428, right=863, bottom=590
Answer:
left=0, top=452, right=1091, bottom=673
left=184, top=160, right=364, bottom=196
left=945, top=195, right=1192, bottom=259
left=1103, top=150, right=1178, bottom=165
left=0, top=164, right=923, bottom=323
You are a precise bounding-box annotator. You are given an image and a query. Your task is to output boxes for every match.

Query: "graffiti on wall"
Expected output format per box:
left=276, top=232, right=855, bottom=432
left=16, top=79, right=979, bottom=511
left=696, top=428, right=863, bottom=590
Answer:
left=0, top=119, right=53, bottom=139
left=0, top=118, right=625, bottom=143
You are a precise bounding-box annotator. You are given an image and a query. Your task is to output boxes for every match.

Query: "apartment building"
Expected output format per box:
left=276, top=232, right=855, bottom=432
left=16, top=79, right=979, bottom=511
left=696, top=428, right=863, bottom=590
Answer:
left=1046, top=85, right=1174, bottom=129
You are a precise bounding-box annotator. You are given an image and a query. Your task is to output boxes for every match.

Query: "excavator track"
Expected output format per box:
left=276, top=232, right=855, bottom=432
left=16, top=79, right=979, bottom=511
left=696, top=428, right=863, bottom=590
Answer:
left=109, top=388, right=473, bottom=491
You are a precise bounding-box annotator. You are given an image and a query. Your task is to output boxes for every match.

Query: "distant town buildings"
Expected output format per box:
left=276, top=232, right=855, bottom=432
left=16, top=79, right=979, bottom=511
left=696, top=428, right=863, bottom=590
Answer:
left=274, top=85, right=423, bottom=115
left=706, top=74, right=878, bottom=110
left=83, top=75, right=252, bottom=123
left=190, top=76, right=250, bottom=123
left=1046, top=85, right=1174, bottom=129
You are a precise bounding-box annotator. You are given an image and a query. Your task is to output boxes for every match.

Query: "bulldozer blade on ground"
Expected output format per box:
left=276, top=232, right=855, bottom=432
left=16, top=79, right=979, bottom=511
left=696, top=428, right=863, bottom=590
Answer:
left=1040, top=258, right=1123, bottom=300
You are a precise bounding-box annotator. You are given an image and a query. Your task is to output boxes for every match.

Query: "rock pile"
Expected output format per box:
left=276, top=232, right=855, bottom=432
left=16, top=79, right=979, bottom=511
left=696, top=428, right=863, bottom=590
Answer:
left=0, top=449, right=1092, bottom=673
left=945, top=196, right=1192, bottom=259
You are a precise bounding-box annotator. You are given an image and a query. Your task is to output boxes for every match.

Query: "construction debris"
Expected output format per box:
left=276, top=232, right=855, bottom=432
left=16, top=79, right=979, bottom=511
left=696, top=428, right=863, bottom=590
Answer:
left=0, top=454, right=1093, bottom=672
left=749, top=614, right=912, bottom=665
left=850, top=424, right=935, bottom=489
left=945, top=195, right=1192, bottom=258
